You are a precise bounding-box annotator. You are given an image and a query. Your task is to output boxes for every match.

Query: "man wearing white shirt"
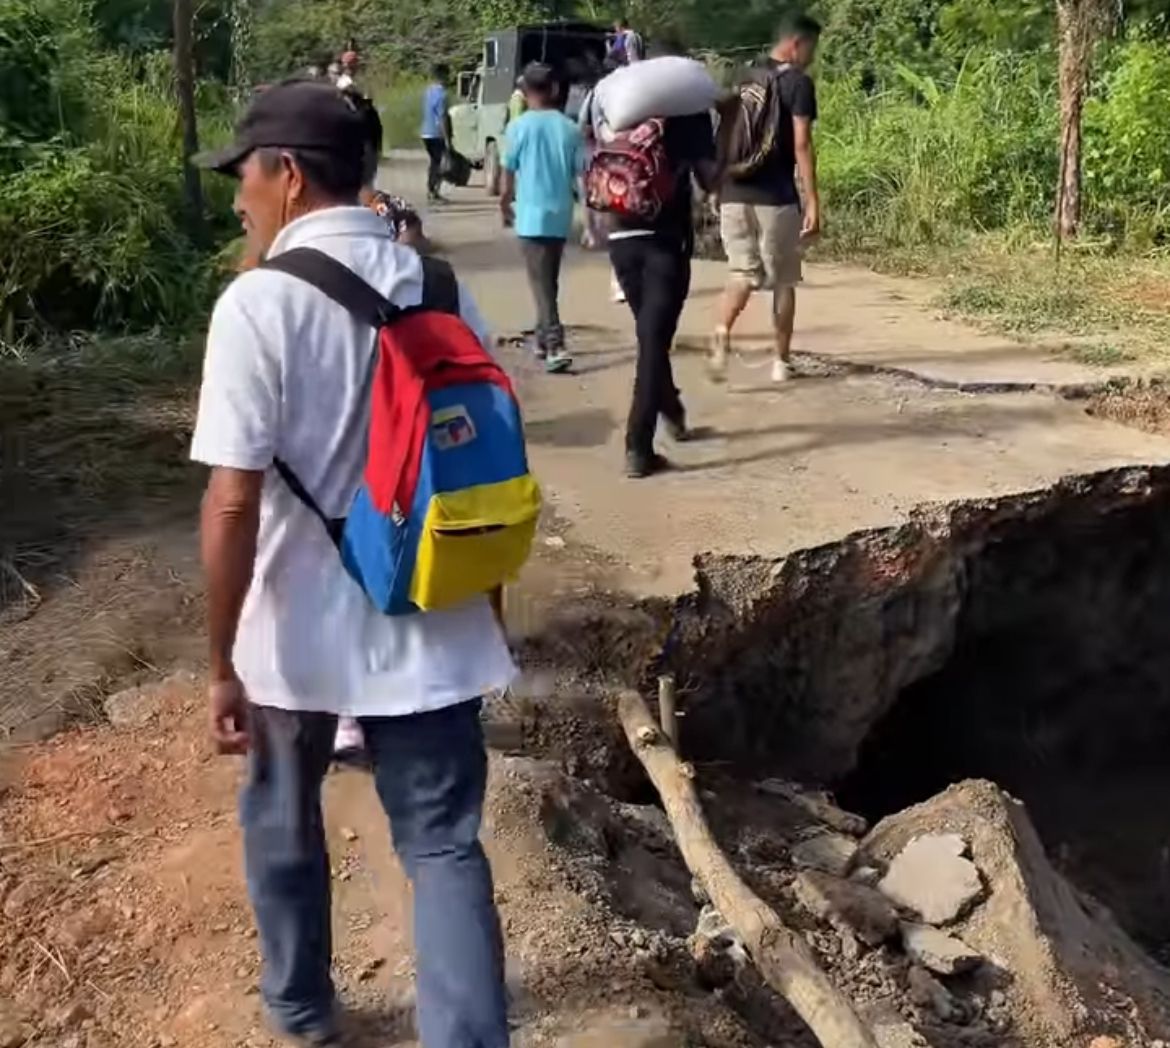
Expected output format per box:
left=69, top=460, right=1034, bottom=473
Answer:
left=192, top=80, right=512, bottom=1048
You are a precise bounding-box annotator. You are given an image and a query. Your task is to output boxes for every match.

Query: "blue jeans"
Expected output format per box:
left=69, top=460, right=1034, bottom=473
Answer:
left=240, top=699, right=508, bottom=1047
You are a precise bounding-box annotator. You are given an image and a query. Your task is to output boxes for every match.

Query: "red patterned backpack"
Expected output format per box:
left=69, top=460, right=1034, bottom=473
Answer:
left=585, top=118, right=676, bottom=223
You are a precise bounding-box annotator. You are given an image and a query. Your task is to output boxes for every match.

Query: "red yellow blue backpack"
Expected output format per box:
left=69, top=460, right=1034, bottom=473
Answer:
left=261, top=247, right=541, bottom=614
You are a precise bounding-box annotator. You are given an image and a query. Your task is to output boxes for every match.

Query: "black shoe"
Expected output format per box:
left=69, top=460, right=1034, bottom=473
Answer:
left=625, top=451, right=670, bottom=479
left=265, top=1009, right=342, bottom=1048
left=663, top=414, right=691, bottom=442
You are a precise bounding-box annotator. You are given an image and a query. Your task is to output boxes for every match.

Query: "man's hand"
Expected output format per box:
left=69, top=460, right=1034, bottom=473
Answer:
left=801, top=198, right=822, bottom=241
left=500, top=197, right=515, bottom=228
left=209, top=676, right=250, bottom=754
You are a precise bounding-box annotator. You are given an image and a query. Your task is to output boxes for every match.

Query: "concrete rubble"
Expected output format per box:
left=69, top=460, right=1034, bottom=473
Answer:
left=102, top=670, right=197, bottom=729
left=877, top=833, right=984, bottom=925
left=899, top=923, right=982, bottom=976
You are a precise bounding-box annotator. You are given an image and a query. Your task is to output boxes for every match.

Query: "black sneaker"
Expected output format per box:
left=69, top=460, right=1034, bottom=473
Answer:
left=287, top=1030, right=342, bottom=1048
left=625, top=451, right=670, bottom=479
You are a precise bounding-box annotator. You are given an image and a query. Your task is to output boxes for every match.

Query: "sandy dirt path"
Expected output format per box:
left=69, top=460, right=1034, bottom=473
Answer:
left=410, top=162, right=1170, bottom=597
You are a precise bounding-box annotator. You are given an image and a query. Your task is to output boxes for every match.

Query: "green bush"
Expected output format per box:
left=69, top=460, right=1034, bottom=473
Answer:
left=1084, top=38, right=1170, bottom=243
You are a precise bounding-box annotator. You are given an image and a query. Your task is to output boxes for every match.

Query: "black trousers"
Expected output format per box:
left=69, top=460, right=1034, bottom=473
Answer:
left=519, top=236, right=566, bottom=352
left=609, top=234, right=690, bottom=457
left=422, top=137, right=444, bottom=196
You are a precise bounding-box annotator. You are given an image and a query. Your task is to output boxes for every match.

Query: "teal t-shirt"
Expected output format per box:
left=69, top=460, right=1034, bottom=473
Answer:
left=502, top=109, right=583, bottom=240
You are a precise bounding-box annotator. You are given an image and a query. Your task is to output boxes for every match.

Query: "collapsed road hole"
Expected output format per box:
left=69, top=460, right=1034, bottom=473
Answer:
left=653, top=465, right=1170, bottom=962
left=835, top=480, right=1170, bottom=959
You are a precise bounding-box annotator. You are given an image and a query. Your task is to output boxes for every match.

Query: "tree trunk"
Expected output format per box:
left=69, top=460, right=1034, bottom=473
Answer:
left=173, top=0, right=204, bottom=239
left=618, top=691, right=878, bottom=1048
left=1056, top=0, right=1084, bottom=240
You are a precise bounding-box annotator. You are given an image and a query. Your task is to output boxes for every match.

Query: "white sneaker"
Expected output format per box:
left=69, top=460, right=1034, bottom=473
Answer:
left=771, top=358, right=792, bottom=383
left=708, top=329, right=729, bottom=383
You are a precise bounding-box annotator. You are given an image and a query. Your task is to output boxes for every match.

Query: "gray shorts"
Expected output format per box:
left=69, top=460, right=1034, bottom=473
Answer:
left=720, top=202, right=804, bottom=296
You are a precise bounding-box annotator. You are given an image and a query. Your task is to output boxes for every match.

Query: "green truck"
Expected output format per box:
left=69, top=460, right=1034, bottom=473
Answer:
left=449, top=21, right=608, bottom=195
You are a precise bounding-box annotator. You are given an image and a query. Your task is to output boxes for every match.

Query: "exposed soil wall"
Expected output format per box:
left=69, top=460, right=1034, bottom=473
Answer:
left=659, top=464, right=1170, bottom=957
left=664, top=465, right=1170, bottom=778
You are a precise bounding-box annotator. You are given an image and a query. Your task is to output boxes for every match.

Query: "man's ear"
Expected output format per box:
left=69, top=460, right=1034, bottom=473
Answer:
left=281, top=152, right=306, bottom=201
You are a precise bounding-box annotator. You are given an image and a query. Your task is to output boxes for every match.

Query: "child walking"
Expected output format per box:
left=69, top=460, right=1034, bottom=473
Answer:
left=501, top=62, right=583, bottom=373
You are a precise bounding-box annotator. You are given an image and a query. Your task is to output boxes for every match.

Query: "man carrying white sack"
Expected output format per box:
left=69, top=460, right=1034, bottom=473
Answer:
left=711, top=14, right=822, bottom=384
left=587, top=45, right=721, bottom=478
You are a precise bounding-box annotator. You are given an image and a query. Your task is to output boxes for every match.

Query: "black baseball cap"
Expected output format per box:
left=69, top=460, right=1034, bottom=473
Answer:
left=196, top=78, right=366, bottom=175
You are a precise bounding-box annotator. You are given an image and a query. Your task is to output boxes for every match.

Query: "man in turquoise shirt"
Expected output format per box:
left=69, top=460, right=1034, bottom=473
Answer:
left=501, top=63, right=583, bottom=373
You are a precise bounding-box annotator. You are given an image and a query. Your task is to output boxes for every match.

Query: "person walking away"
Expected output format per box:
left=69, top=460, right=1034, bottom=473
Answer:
left=335, top=86, right=433, bottom=771
left=191, top=79, right=514, bottom=1048
left=607, top=19, right=644, bottom=66
left=597, top=61, right=721, bottom=478
left=421, top=63, right=450, bottom=204
left=335, top=49, right=359, bottom=91
left=711, top=14, right=821, bottom=384
left=500, top=63, right=582, bottom=374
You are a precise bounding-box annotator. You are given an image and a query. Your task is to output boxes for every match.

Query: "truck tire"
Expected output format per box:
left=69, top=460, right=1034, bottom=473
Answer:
left=485, top=140, right=501, bottom=197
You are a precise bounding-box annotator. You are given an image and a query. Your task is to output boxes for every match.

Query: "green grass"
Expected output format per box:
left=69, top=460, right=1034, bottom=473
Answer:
left=899, top=237, right=1170, bottom=366
left=1066, top=342, right=1137, bottom=367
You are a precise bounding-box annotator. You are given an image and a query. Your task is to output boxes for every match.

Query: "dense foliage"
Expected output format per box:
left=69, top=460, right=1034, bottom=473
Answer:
left=5, top=0, right=1170, bottom=342
left=0, top=0, right=234, bottom=339
left=810, top=1, right=1170, bottom=246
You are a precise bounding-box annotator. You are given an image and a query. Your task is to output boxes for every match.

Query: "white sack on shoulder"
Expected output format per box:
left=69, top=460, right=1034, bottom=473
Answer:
left=594, top=56, right=718, bottom=132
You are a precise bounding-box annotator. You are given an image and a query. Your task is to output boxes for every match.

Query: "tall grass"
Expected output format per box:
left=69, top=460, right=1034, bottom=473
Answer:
left=364, top=67, right=427, bottom=150
left=817, top=53, right=1058, bottom=252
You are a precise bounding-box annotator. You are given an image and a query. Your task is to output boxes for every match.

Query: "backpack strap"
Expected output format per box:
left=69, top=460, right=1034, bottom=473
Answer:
left=263, top=247, right=461, bottom=322
left=262, top=247, right=397, bottom=327
left=420, top=256, right=460, bottom=315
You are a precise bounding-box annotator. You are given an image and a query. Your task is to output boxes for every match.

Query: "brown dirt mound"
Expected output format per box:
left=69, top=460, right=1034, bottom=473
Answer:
left=864, top=780, right=1170, bottom=1047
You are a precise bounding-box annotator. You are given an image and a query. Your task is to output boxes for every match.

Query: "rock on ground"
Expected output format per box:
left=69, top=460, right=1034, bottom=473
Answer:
left=878, top=832, right=984, bottom=925
left=756, top=779, right=869, bottom=836
left=900, top=922, right=982, bottom=975
left=907, top=965, right=962, bottom=1024
left=864, top=779, right=1170, bottom=1046
left=790, top=831, right=859, bottom=877
left=794, top=870, right=899, bottom=946
left=103, top=671, right=197, bottom=729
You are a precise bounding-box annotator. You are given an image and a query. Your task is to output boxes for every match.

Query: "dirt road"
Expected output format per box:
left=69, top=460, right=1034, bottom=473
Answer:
left=3, top=156, right=1170, bottom=1048
left=416, top=161, right=1170, bottom=597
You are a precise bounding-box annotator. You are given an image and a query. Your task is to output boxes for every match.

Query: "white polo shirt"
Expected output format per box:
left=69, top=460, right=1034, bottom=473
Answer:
left=191, top=206, right=516, bottom=716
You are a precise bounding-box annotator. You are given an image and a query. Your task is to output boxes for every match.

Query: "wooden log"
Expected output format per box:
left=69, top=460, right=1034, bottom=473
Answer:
left=618, top=690, right=878, bottom=1048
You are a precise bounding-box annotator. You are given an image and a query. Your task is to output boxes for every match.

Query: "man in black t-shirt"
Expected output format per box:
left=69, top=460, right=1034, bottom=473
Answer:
left=712, top=15, right=821, bottom=385
left=608, top=111, right=720, bottom=478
